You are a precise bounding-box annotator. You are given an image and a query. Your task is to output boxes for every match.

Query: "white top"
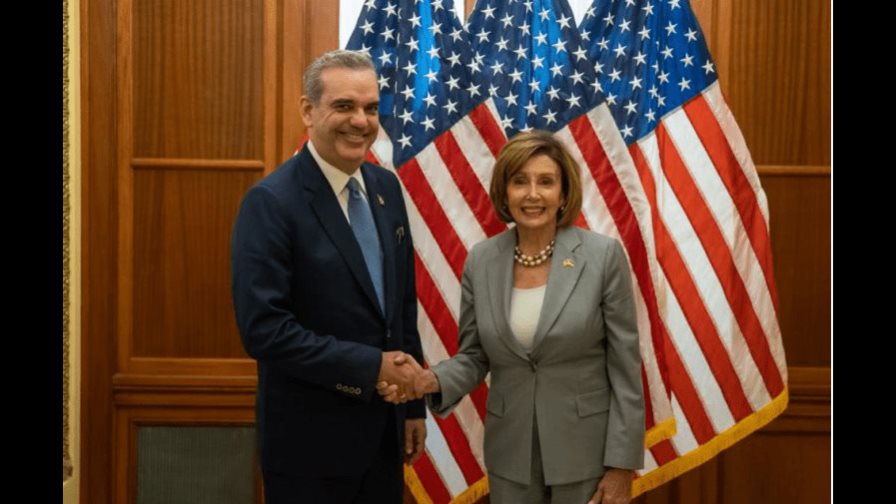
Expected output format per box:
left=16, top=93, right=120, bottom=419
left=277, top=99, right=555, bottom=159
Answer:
left=508, top=284, right=547, bottom=351
left=307, top=140, right=369, bottom=223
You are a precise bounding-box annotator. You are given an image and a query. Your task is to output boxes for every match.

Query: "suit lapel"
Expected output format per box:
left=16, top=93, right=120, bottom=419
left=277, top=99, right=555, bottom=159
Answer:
left=486, top=230, right=530, bottom=361
left=302, top=149, right=383, bottom=319
left=362, top=166, right=396, bottom=324
left=531, top=227, right=585, bottom=353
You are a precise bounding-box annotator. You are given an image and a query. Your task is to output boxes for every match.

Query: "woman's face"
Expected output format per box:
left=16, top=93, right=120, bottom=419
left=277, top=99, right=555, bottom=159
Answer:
left=505, top=154, right=565, bottom=233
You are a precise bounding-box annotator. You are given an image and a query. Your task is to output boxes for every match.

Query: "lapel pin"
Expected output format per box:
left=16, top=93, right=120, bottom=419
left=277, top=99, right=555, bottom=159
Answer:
left=396, top=226, right=405, bottom=244
left=377, top=194, right=385, bottom=206
left=563, top=258, right=575, bottom=268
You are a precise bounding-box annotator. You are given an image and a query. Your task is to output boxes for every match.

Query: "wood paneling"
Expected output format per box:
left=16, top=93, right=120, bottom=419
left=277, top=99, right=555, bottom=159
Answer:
left=81, top=0, right=118, bottom=499
left=132, top=168, right=260, bottom=358
left=285, top=0, right=340, bottom=160
left=132, top=0, right=265, bottom=160
left=715, top=0, right=831, bottom=166
left=760, top=169, right=831, bottom=367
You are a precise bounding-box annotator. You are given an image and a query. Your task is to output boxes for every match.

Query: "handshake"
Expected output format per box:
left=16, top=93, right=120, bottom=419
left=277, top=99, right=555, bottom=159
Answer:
left=376, top=351, right=440, bottom=404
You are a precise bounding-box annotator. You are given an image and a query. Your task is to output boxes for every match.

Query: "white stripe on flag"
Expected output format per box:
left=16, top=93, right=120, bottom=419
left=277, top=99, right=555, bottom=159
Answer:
left=452, top=115, right=499, bottom=191
left=399, top=183, right=461, bottom=320
left=669, top=394, right=699, bottom=455
left=416, top=143, right=488, bottom=250
left=423, top=414, right=467, bottom=497
left=701, top=83, right=770, bottom=223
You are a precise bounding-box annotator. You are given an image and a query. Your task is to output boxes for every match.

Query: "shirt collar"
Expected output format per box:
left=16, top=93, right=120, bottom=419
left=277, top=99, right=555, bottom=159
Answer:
left=307, top=140, right=368, bottom=197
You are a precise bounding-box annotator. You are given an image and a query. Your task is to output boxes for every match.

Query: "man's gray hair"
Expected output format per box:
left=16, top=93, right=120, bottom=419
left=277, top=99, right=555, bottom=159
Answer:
left=303, top=50, right=376, bottom=105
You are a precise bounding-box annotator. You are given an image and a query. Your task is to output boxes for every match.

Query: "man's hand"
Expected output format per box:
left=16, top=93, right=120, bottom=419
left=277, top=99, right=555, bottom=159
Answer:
left=404, top=419, right=426, bottom=465
left=588, top=468, right=634, bottom=504
left=377, top=353, right=440, bottom=403
left=377, top=351, right=422, bottom=402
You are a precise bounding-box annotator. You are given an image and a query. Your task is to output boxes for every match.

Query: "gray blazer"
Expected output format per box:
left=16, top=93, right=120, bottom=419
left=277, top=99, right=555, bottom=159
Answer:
left=429, top=226, right=644, bottom=486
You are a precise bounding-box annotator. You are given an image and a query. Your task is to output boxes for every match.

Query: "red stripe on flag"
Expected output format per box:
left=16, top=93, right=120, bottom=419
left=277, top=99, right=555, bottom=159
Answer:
left=655, top=123, right=784, bottom=399
left=432, top=412, right=485, bottom=485
left=568, top=116, right=671, bottom=393
left=413, top=452, right=452, bottom=504
left=641, top=366, right=656, bottom=430
left=469, top=382, right=489, bottom=421
left=683, top=96, right=780, bottom=310
left=662, top=330, right=717, bottom=444
left=414, top=253, right=460, bottom=356
left=573, top=212, right=590, bottom=229
left=433, top=132, right=507, bottom=236
left=467, top=103, right=507, bottom=158
left=650, top=439, right=678, bottom=466
left=398, top=159, right=467, bottom=279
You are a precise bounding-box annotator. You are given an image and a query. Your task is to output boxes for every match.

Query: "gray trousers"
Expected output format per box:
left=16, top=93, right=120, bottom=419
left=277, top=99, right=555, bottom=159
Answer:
left=487, top=418, right=601, bottom=504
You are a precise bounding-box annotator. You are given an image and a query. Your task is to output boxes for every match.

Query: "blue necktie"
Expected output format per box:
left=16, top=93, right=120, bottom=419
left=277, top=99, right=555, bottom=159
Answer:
left=346, top=177, right=384, bottom=314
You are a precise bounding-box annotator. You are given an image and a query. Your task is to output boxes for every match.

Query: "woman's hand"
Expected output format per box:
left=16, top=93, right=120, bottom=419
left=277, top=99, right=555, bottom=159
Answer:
left=588, top=468, right=634, bottom=504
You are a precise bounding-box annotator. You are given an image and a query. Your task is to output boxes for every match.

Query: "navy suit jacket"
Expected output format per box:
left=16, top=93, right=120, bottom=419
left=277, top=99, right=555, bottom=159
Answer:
left=231, top=145, right=425, bottom=478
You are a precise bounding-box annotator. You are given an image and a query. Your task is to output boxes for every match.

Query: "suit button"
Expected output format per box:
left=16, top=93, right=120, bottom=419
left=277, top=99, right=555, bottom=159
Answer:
left=386, top=330, right=392, bottom=339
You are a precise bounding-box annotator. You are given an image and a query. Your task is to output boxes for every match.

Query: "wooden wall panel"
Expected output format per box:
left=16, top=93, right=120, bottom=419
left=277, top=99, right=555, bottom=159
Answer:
left=717, top=0, right=831, bottom=166
left=760, top=170, right=831, bottom=367
left=132, top=168, right=261, bottom=358
left=284, top=0, right=340, bottom=161
left=132, top=0, right=265, bottom=160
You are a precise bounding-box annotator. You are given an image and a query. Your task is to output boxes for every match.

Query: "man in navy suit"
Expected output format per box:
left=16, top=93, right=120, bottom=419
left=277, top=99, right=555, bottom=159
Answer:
left=231, top=50, right=426, bottom=504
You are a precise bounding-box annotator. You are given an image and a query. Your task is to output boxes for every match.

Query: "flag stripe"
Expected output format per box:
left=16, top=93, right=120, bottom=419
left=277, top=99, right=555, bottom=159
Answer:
left=472, top=99, right=508, bottom=158
left=648, top=123, right=755, bottom=421
left=649, top=439, right=678, bottom=467
left=431, top=411, right=486, bottom=485
left=433, top=132, right=507, bottom=236
left=414, top=254, right=460, bottom=356
left=412, top=452, right=452, bottom=503
left=398, top=159, right=467, bottom=279
left=452, top=114, right=501, bottom=190
left=423, top=415, right=468, bottom=496
left=656, top=120, right=784, bottom=401
left=416, top=144, right=488, bottom=250
left=634, top=134, right=736, bottom=435
left=683, top=96, right=779, bottom=309
left=660, top=317, right=719, bottom=444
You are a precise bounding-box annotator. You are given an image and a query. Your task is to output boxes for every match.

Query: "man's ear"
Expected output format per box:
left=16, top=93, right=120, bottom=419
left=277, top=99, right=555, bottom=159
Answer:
left=299, top=96, right=314, bottom=128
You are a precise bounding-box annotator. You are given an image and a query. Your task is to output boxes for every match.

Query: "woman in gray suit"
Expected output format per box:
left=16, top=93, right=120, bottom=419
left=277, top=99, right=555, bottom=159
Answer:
left=380, top=130, right=645, bottom=504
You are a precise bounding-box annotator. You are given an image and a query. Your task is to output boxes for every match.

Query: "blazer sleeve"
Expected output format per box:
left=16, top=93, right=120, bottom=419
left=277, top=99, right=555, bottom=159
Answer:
left=601, top=239, right=646, bottom=470
left=231, top=184, right=383, bottom=401
left=427, top=248, right=490, bottom=417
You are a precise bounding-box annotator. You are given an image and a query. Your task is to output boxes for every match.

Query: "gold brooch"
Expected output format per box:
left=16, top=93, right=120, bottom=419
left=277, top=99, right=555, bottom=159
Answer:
left=562, top=258, right=575, bottom=268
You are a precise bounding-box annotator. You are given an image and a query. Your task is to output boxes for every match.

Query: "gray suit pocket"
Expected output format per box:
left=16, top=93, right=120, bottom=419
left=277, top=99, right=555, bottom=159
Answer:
left=486, top=392, right=505, bottom=418
left=575, top=387, right=611, bottom=417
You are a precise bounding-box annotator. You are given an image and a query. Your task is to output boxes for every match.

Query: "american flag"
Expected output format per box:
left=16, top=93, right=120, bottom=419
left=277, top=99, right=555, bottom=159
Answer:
left=345, top=0, right=789, bottom=501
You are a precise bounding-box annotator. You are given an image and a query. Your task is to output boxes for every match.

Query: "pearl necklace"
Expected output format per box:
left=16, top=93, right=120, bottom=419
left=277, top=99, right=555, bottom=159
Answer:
left=514, top=239, right=555, bottom=267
